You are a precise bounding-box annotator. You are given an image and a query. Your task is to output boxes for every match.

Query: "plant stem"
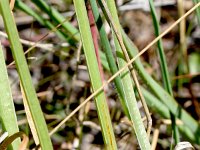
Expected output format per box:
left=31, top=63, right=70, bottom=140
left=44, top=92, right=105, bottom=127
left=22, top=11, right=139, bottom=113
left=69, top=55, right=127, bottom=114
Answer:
left=100, top=0, right=151, bottom=149
left=0, top=0, right=53, bottom=149
left=149, top=0, right=180, bottom=144
left=73, top=0, right=117, bottom=149
left=0, top=43, right=20, bottom=150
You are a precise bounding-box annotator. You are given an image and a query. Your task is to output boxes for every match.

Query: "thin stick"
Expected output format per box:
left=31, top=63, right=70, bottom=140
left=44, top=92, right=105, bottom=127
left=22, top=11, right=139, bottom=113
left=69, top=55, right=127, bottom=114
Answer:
left=0, top=31, right=54, bottom=51
left=9, top=0, right=15, bottom=10
left=172, top=72, right=200, bottom=80
left=49, top=2, right=200, bottom=136
left=151, top=127, right=160, bottom=150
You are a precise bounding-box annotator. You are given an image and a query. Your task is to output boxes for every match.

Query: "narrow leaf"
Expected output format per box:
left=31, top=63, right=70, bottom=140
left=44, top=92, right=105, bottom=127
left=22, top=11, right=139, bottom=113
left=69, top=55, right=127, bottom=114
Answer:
left=73, top=0, right=117, bottom=149
left=0, top=43, right=20, bottom=150
left=0, top=0, right=53, bottom=149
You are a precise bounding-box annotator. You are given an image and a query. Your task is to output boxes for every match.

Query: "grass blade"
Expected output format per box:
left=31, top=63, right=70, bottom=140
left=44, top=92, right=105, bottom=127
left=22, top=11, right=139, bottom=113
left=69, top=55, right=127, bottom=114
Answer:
left=149, top=0, right=180, bottom=144
left=122, top=31, right=200, bottom=144
left=193, top=0, right=200, bottom=25
left=142, top=88, right=197, bottom=143
left=89, top=0, right=129, bottom=117
left=31, top=0, right=80, bottom=41
left=15, top=0, right=67, bottom=40
left=73, top=0, right=117, bottom=149
left=149, top=0, right=173, bottom=94
left=100, top=0, right=151, bottom=149
left=0, top=43, right=20, bottom=150
left=0, top=0, right=53, bottom=149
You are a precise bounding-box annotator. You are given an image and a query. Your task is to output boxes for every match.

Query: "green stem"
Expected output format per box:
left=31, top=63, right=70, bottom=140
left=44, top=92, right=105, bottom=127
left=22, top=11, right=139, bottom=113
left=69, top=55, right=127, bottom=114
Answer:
left=99, top=0, right=151, bottom=149
left=122, top=31, right=200, bottom=144
left=31, top=0, right=80, bottom=41
left=0, top=43, right=20, bottom=150
left=89, top=0, right=129, bottom=117
left=149, top=0, right=180, bottom=144
left=15, top=0, right=67, bottom=40
left=73, top=0, right=117, bottom=149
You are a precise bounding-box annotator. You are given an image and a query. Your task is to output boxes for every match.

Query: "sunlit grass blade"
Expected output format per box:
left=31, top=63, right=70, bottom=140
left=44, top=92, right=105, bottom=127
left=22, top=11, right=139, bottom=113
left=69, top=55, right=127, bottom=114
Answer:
left=0, top=43, right=20, bottom=150
left=122, top=30, right=200, bottom=144
left=99, top=0, right=151, bottom=149
left=0, top=0, right=53, bottom=149
left=73, top=0, right=117, bottom=149
left=89, top=0, right=129, bottom=117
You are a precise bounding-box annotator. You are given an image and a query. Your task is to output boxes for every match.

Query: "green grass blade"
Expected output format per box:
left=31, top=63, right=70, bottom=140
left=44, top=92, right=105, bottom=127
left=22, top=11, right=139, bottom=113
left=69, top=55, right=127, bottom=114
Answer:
left=193, top=0, right=200, bottom=25
left=95, top=35, right=197, bottom=143
left=89, top=0, right=129, bottom=117
left=141, top=88, right=170, bottom=119
left=99, top=51, right=111, bottom=72
left=97, top=41, right=198, bottom=143
left=0, top=0, right=53, bottom=149
left=15, top=0, right=67, bottom=40
left=73, top=0, right=117, bottom=149
left=0, top=43, right=20, bottom=150
left=100, top=0, right=151, bottom=149
left=149, top=0, right=180, bottom=144
left=149, top=0, right=173, bottom=94
left=122, top=31, right=200, bottom=144
left=142, top=88, right=197, bottom=143
left=31, top=0, right=80, bottom=41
